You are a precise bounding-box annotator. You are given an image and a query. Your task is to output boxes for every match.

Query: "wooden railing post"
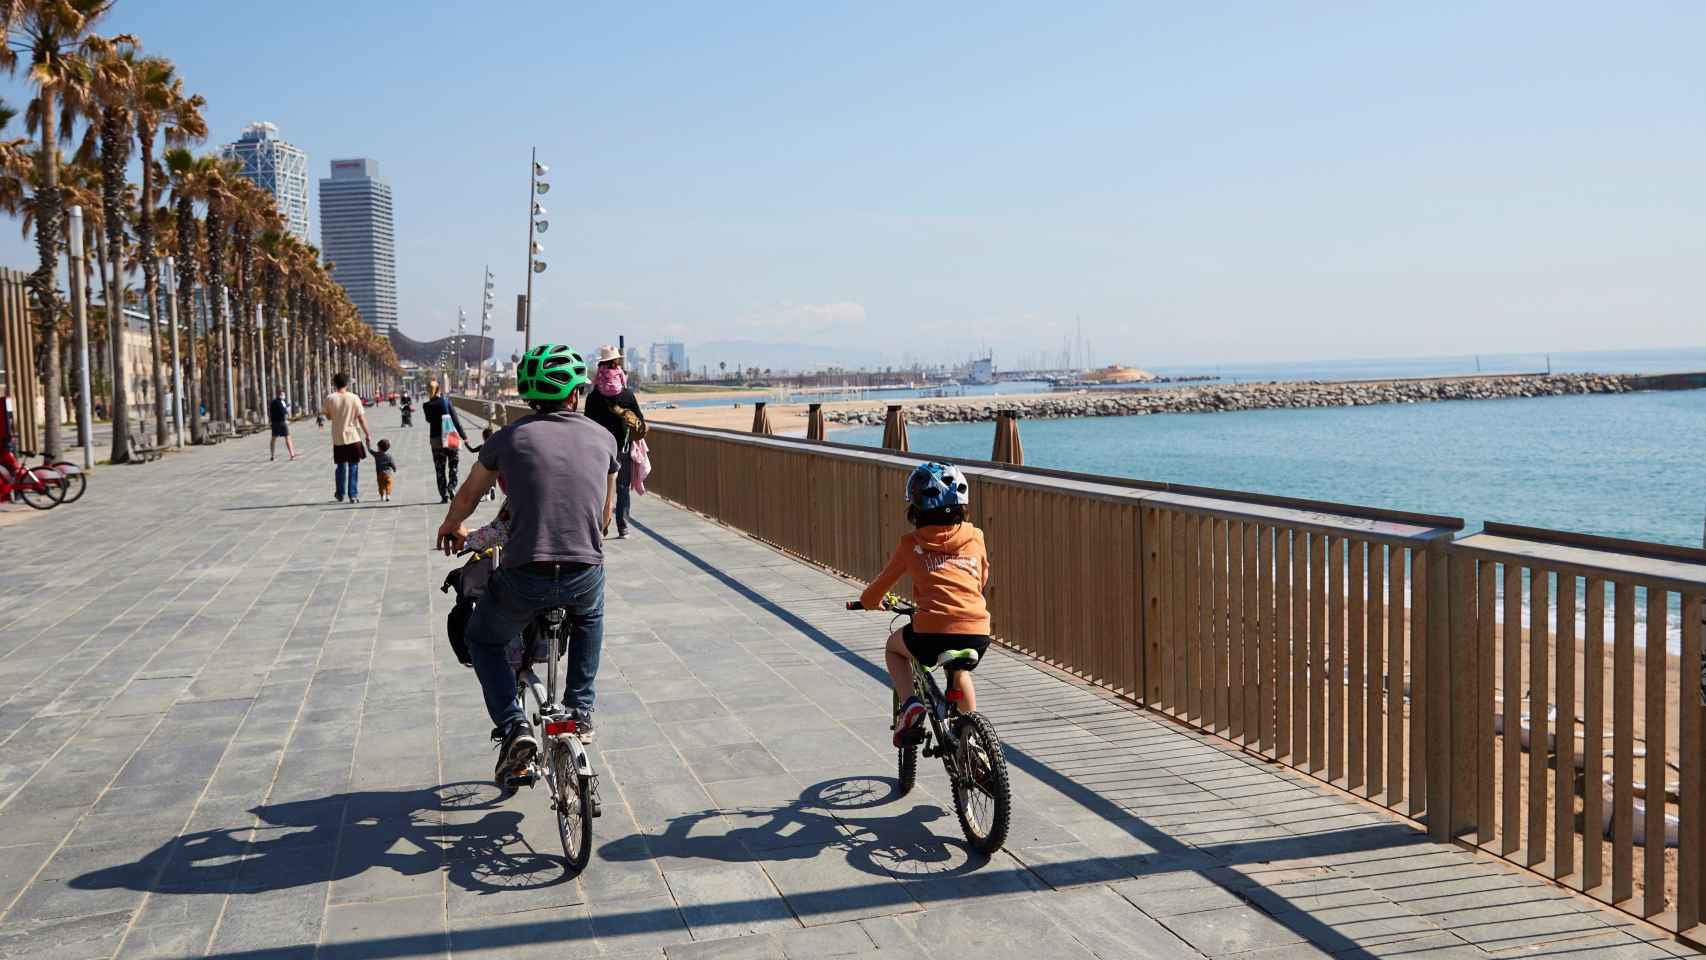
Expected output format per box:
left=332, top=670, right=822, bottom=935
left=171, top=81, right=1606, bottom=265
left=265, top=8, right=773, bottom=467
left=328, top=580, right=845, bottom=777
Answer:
left=881, top=405, right=908, bottom=452
left=991, top=410, right=1024, bottom=465
left=1425, top=537, right=1453, bottom=839
left=751, top=401, right=773, bottom=436
left=1442, top=543, right=1479, bottom=839
left=806, top=403, right=825, bottom=441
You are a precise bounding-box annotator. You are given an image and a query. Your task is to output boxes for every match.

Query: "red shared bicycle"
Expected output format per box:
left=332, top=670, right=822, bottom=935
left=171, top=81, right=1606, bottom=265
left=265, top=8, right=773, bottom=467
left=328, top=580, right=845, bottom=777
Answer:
left=0, top=447, right=67, bottom=509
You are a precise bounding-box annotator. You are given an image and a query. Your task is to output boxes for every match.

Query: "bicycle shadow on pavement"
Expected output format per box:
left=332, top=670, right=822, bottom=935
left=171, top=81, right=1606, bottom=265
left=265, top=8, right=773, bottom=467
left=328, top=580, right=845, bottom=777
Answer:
left=600, top=775, right=988, bottom=880
left=69, top=781, right=571, bottom=898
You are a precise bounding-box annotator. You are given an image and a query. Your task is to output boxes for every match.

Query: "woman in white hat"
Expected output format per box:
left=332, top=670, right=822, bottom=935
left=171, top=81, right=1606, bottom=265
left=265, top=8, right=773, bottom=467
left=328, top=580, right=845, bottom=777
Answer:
left=585, top=344, right=646, bottom=538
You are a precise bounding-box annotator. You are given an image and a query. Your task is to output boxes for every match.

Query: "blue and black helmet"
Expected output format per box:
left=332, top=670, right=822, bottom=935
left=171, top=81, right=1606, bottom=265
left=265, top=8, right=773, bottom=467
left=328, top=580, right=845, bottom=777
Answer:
left=906, top=461, right=970, bottom=511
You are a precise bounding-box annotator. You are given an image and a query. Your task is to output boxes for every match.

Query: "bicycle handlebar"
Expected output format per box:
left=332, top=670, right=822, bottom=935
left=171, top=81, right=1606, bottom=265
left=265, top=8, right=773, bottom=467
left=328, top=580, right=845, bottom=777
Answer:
left=846, top=598, right=918, bottom=616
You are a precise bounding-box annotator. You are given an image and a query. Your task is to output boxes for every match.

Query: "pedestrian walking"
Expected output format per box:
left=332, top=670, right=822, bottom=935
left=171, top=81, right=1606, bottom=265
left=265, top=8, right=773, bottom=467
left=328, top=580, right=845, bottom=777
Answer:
left=423, top=381, right=472, bottom=503
left=269, top=388, right=299, bottom=461
left=585, top=344, right=646, bottom=539
left=324, top=372, right=373, bottom=503
left=369, top=438, right=398, bottom=501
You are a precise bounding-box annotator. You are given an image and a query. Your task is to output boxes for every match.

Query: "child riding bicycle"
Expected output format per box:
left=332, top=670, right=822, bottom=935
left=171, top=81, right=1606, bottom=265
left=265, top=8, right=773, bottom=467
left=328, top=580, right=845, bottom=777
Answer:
left=856, top=462, right=992, bottom=747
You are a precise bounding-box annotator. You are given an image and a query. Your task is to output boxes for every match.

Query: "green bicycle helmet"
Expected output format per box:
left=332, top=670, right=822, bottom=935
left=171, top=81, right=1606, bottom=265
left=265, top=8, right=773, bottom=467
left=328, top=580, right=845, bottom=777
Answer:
left=516, top=343, right=590, bottom=402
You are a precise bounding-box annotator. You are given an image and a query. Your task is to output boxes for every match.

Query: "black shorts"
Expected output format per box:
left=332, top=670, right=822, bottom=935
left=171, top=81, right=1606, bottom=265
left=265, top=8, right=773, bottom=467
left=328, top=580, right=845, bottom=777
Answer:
left=901, top=625, right=990, bottom=672
left=270, top=422, right=289, bottom=437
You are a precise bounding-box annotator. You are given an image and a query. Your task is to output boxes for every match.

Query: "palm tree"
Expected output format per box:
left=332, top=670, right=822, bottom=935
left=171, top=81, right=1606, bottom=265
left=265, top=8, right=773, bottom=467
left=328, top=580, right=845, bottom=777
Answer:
left=80, top=31, right=137, bottom=462
left=227, top=176, right=278, bottom=417
left=164, top=145, right=214, bottom=441
left=200, top=155, right=239, bottom=423
left=0, top=98, right=30, bottom=215
left=125, top=51, right=201, bottom=446
left=1, top=0, right=114, bottom=459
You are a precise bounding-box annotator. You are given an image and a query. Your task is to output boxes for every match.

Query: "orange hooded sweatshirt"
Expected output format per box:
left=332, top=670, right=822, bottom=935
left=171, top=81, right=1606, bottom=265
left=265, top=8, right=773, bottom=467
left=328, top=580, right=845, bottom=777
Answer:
left=859, top=523, right=992, bottom=635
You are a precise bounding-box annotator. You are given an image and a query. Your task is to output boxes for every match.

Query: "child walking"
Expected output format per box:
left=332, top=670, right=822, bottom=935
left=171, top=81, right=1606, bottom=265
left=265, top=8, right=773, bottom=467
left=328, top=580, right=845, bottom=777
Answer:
left=369, top=438, right=398, bottom=501
left=855, top=462, right=992, bottom=746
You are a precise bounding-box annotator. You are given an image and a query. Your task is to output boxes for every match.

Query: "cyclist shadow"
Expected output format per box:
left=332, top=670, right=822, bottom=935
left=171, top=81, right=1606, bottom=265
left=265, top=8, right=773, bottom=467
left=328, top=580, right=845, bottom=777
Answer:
left=600, top=775, right=987, bottom=880
left=69, top=781, right=570, bottom=898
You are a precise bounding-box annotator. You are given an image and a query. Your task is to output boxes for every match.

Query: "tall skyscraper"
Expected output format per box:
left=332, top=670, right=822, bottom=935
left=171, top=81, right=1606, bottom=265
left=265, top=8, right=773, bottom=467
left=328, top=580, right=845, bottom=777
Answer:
left=319, top=158, right=398, bottom=336
left=221, top=122, right=310, bottom=242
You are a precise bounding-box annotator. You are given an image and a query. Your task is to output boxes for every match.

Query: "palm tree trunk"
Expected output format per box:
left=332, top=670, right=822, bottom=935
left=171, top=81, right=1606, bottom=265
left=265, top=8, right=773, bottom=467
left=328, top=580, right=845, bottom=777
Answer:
left=29, top=95, right=65, bottom=458
left=101, top=109, right=132, bottom=463
left=93, top=217, right=128, bottom=461
left=138, top=131, right=168, bottom=446
left=175, top=204, right=203, bottom=443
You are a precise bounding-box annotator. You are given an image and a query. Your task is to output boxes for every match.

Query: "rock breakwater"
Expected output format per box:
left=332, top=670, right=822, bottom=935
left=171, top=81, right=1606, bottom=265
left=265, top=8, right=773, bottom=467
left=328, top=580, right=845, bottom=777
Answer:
left=825, top=374, right=1640, bottom=427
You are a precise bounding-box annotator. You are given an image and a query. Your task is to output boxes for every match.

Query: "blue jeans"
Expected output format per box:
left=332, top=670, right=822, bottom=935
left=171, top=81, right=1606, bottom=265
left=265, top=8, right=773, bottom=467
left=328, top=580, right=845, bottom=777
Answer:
left=466, top=562, right=605, bottom=731
left=335, top=461, right=360, bottom=500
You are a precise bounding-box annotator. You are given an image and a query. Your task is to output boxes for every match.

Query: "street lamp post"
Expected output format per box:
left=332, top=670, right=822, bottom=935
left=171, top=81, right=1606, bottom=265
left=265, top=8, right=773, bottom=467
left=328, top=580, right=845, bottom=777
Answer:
left=163, top=256, right=184, bottom=448
left=456, top=308, right=468, bottom=395
left=480, top=267, right=494, bottom=398
left=523, top=148, right=549, bottom=351
left=67, top=206, right=93, bottom=469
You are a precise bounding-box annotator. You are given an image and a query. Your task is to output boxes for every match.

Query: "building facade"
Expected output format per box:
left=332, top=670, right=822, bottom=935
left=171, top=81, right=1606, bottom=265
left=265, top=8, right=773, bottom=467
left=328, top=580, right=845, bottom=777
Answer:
left=221, top=122, right=311, bottom=242
left=319, top=158, right=398, bottom=336
left=650, top=342, right=688, bottom=380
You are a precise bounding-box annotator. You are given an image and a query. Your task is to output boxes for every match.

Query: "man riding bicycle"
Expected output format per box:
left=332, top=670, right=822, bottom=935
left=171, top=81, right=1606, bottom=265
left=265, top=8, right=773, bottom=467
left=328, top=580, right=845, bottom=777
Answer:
left=436, top=344, right=619, bottom=783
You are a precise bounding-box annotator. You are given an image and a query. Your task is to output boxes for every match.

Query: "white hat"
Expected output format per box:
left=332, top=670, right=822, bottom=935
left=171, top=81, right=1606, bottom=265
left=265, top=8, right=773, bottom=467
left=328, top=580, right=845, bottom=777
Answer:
left=595, top=345, right=623, bottom=363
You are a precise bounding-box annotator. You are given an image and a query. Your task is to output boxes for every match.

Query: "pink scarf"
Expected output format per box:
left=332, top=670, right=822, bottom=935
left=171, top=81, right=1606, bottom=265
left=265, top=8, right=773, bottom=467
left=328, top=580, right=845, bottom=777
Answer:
left=595, top=367, right=627, bottom=397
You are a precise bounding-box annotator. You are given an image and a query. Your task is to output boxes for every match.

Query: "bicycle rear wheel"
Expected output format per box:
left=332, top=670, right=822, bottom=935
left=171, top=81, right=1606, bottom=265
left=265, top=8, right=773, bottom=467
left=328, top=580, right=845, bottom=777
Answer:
left=50, top=463, right=86, bottom=503
left=948, top=712, right=1011, bottom=854
left=551, top=739, right=593, bottom=874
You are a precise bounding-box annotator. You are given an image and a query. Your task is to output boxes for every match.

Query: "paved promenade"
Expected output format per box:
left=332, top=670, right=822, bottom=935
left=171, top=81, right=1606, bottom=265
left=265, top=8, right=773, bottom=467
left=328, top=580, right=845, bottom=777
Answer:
left=0, top=405, right=1699, bottom=959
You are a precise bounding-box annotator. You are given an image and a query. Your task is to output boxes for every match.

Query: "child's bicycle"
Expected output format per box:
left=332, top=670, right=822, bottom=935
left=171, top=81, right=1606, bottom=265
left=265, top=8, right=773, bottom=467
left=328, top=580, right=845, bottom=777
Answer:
left=846, top=596, right=1012, bottom=854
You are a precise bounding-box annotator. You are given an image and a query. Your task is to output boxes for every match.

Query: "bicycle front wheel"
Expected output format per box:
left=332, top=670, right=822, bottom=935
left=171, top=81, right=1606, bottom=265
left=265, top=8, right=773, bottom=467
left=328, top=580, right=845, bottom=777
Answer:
left=552, top=740, right=593, bottom=874
left=949, top=712, right=1011, bottom=854
left=17, top=473, right=63, bottom=510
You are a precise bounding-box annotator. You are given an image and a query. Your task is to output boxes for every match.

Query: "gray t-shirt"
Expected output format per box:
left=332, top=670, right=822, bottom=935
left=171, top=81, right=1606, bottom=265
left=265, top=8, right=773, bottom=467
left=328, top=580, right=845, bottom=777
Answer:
left=478, top=411, right=618, bottom=568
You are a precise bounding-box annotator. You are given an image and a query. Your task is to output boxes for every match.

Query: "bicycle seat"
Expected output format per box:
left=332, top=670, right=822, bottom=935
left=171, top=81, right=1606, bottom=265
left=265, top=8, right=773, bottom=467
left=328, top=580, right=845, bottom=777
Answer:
left=933, top=648, right=981, bottom=670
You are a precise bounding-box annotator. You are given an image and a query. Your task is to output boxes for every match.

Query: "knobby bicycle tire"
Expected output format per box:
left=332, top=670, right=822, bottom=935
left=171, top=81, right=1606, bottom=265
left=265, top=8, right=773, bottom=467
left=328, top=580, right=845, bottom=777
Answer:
left=552, top=740, right=593, bottom=874
left=949, top=712, right=1011, bottom=854
left=892, top=688, right=919, bottom=795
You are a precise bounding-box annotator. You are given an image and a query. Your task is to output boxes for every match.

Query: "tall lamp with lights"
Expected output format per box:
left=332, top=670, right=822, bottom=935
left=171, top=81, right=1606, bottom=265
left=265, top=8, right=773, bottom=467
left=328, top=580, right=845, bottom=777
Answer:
left=522, top=149, right=549, bottom=350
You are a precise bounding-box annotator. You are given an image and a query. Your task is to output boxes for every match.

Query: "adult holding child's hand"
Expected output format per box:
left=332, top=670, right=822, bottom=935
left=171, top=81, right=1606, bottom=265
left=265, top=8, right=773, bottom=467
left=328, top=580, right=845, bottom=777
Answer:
left=324, top=372, right=371, bottom=503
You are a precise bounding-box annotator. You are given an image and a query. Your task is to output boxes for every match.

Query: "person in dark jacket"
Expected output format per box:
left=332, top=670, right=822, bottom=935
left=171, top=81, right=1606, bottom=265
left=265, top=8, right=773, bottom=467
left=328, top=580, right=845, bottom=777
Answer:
left=268, top=388, right=299, bottom=461
left=422, top=381, right=473, bottom=502
left=584, top=345, right=645, bottom=538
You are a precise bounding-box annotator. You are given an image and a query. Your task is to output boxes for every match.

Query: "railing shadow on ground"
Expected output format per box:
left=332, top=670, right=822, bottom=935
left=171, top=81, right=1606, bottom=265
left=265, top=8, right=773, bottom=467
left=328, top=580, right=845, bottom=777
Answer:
left=69, top=781, right=570, bottom=900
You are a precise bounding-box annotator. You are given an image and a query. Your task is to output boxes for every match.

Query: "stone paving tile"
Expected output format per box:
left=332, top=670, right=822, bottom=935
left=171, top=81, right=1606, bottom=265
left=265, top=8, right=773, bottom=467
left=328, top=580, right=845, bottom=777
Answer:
left=0, top=413, right=1700, bottom=959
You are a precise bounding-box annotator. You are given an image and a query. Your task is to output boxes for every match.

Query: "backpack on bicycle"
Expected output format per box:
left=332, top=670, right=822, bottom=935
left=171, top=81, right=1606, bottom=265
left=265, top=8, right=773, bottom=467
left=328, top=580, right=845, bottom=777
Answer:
left=440, top=553, right=496, bottom=667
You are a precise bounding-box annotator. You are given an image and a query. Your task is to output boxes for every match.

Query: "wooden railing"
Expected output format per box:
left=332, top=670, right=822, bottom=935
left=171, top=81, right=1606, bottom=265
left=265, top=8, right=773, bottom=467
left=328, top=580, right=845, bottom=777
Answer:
left=451, top=399, right=1706, bottom=939
left=636, top=420, right=1469, bottom=829
left=1451, top=525, right=1706, bottom=928
left=1138, top=492, right=1458, bottom=824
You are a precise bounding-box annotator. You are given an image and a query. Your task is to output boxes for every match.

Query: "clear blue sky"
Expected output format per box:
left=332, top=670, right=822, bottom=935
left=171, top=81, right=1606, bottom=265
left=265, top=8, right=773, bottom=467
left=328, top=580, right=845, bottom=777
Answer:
left=3, top=1, right=1701, bottom=371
